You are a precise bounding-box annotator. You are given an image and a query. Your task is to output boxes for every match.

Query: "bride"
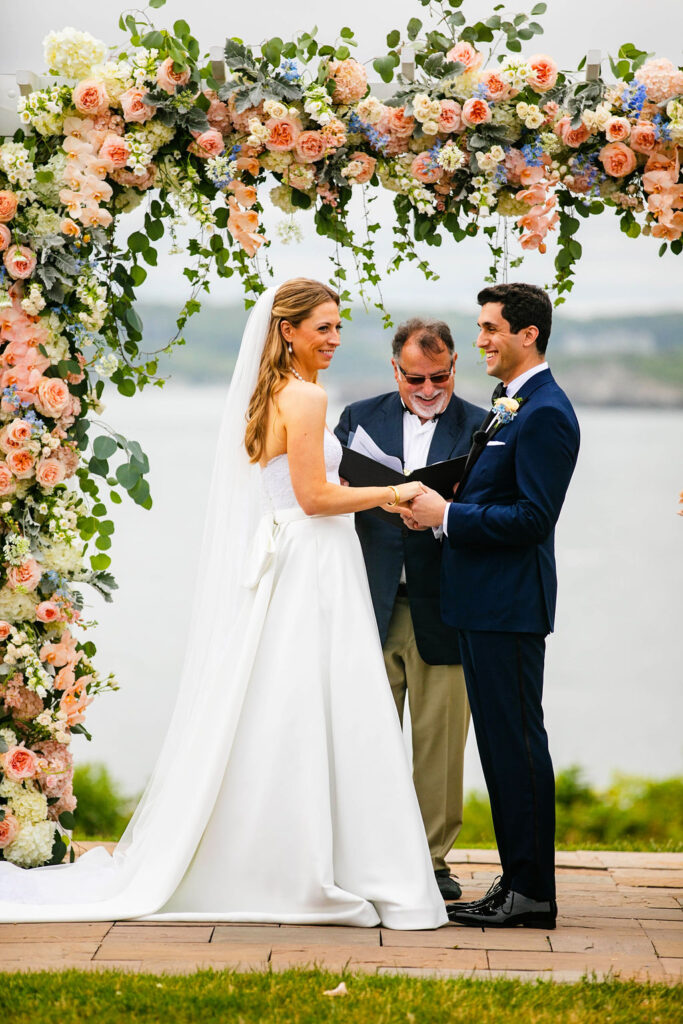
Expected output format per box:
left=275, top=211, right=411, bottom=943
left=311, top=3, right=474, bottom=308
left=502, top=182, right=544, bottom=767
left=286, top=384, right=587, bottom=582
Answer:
left=0, top=278, right=447, bottom=929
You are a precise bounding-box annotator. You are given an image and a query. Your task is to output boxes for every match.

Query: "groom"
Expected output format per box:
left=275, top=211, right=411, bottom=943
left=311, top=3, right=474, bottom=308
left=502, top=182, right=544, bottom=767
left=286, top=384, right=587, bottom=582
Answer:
left=335, top=317, right=484, bottom=900
left=406, top=283, right=580, bottom=929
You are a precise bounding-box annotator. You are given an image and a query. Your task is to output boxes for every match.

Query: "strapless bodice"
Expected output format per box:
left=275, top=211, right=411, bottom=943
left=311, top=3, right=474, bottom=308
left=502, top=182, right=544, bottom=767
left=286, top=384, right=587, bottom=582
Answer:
left=260, top=430, right=342, bottom=511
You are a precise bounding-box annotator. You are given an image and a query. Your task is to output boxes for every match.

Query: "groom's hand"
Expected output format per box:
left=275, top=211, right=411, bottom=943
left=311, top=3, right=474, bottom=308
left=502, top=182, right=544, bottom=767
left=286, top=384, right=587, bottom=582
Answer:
left=406, top=487, right=448, bottom=528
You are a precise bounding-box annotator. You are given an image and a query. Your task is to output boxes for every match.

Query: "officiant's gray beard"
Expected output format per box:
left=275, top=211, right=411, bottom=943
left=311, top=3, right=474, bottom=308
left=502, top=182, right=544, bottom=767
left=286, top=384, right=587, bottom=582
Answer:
left=408, top=390, right=450, bottom=419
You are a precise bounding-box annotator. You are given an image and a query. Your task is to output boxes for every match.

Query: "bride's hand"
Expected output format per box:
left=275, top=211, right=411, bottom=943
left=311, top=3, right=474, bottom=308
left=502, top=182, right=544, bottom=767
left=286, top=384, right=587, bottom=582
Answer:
left=385, top=480, right=425, bottom=511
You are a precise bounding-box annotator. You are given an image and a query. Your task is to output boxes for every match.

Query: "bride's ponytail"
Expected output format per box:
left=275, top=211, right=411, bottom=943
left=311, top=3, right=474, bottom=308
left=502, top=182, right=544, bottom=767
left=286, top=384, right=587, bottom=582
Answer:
left=245, top=278, right=339, bottom=463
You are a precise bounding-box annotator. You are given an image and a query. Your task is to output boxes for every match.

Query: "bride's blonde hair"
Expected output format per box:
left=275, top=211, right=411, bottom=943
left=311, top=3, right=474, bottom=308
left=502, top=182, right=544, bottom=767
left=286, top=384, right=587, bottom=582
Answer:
left=245, top=278, right=340, bottom=464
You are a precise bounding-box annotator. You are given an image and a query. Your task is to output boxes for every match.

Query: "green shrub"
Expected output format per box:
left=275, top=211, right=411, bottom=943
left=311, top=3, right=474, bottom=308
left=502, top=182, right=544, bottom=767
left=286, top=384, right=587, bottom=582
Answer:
left=72, top=763, right=135, bottom=840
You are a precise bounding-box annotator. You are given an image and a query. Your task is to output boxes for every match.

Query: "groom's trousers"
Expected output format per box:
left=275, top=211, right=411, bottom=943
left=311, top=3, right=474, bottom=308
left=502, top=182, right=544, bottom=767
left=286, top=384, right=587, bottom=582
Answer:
left=458, top=629, right=556, bottom=901
left=384, top=594, right=470, bottom=874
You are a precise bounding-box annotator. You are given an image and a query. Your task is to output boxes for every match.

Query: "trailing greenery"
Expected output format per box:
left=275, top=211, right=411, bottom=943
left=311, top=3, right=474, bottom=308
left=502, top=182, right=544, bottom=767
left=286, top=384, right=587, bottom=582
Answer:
left=0, top=971, right=679, bottom=1023
left=72, top=762, right=683, bottom=851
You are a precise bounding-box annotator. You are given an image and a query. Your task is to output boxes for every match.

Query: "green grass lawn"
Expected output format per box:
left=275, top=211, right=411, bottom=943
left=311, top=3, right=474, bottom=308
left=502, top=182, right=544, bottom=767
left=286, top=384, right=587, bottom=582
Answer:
left=1, top=971, right=680, bottom=1024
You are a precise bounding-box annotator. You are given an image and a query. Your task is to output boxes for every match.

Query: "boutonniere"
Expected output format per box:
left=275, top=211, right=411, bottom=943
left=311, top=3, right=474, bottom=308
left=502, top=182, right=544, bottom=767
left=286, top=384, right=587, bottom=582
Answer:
left=490, top=396, right=524, bottom=430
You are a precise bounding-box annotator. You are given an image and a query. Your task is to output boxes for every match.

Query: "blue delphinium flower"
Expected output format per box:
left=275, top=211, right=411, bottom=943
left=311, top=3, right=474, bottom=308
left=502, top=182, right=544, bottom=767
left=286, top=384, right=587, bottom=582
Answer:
left=621, top=82, right=647, bottom=119
left=278, top=58, right=302, bottom=83
left=521, top=139, right=545, bottom=167
left=348, top=113, right=390, bottom=154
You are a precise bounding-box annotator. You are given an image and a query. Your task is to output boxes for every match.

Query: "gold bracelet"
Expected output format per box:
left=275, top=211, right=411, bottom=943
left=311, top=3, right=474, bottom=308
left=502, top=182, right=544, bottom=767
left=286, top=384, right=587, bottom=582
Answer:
left=387, top=485, right=400, bottom=506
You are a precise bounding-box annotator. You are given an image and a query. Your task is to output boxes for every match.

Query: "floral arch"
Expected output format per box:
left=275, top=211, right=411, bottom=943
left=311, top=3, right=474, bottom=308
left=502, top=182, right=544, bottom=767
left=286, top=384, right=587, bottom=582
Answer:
left=0, top=0, right=681, bottom=867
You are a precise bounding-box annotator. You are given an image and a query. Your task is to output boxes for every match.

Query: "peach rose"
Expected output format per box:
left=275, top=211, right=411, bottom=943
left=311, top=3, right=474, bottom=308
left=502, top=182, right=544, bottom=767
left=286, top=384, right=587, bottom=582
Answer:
left=6, top=448, right=35, bottom=479
left=555, top=117, right=591, bottom=148
left=0, top=224, right=10, bottom=252
left=192, top=129, right=225, bottom=158
left=3, top=744, right=39, bottom=781
left=438, top=99, right=463, bottom=133
left=446, top=41, right=483, bottom=71
left=156, top=56, right=191, bottom=94
left=527, top=54, right=558, bottom=93
left=72, top=78, right=109, bottom=116
left=227, top=197, right=263, bottom=258
left=0, top=620, right=11, bottom=640
left=98, top=133, right=130, bottom=168
left=120, top=87, right=156, bottom=123
left=34, top=377, right=71, bottom=418
left=0, top=463, right=15, bottom=496
left=605, top=117, right=631, bottom=143
left=2, top=419, right=32, bottom=449
left=3, top=245, right=36, bottom=280
left=599, top=142, right=637, bottom=178
left=385, top=107, right=415, bottom=138
left=347, top=151, right=376, bottom=184
left=0, top=810, right=20, bottom=848
left=295, top=130, right=326, bottom=162
left=411, top=152, right=443, bottom=184
left=461, top=98, right=492, bottom=127
left=36, top=600, right=60, bottom=623
left=630, top=122, right=658, bottom=155
left=481, top=71, right=511, bottom=103
left=0, top=191, right=17, bottom=223
left=36, top=457, right=66, bottom=489
left=265, top=116, right=302, bottom=152
left=328, top=58, right=368, bottom=104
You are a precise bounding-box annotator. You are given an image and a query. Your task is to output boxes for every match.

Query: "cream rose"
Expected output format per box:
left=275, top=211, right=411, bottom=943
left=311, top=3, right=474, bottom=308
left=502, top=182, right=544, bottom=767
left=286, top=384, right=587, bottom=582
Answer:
left=0, top=191, right=18, bottom=223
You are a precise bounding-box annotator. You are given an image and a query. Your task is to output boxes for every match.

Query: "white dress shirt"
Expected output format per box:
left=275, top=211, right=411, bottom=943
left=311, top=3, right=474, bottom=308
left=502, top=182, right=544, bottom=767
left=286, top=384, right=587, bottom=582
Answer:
left=401, top=408, right=439, bottom=581
left=441, top=362, right=549, bottom=535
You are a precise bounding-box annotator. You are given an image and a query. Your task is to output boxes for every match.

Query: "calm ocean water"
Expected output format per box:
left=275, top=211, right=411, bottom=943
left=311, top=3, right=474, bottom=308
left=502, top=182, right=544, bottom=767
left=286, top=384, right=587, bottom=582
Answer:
left=74, top=386, right=683, bottom=796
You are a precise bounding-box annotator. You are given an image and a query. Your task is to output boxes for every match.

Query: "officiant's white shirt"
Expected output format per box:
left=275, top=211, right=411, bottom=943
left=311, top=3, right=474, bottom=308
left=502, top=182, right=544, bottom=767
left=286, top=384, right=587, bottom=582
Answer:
left=400, top=406, right=439, bottom=583
left=442, top=362, right=548, bottom=535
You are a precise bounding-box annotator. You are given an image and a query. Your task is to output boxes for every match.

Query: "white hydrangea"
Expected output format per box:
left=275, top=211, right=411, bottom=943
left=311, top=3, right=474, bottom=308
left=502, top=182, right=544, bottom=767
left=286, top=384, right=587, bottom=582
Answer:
left=31, top=152, right=68, bottom=207
left=275, top=220, right=304, bottom=244
left=94, top=353, right=119, bottom=378
left=0, top=778, right=48, bottom=824
left=23, top=205, right=62, bottom=239
left=3, top=820, right=56, bottom=868
left=39, top=539, right=86, bottom=575
left=441, top=71, right=481, bottom=101
left=539, top=131, right=562, bottom=155
left=17, top=85, right=72, bottom=137
left=76, top=273, right=108, bottom=332
left=43, top=28, right=108, bottom=80
left=261, top=151, right=293, bottom=173
left=137, top=120, right=175, bottom=154
left=124, top=132, right=154, bottom=175
left=0, top=588, right=38, bottom=622
left=269, top=184, right=297, bottom=214
left=0, top=726, right=18, bottom=749
left=90, top=60, right=134, bottom=104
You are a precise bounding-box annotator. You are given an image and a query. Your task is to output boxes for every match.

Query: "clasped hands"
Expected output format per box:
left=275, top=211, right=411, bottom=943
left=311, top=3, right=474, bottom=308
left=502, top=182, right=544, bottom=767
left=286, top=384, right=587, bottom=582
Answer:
left=387, top=481, right=453, bottom=530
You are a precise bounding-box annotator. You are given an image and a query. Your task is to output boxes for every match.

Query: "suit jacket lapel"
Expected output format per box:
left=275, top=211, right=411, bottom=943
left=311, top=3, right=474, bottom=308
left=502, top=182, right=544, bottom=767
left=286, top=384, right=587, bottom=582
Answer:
left=427, top=395, right=463, bottom=464
left=373, top=392, right=404, bottom=465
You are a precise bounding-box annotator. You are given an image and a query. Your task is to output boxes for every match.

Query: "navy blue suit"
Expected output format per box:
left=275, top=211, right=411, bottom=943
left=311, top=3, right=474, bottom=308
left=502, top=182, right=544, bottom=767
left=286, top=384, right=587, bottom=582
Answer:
left=335, top=390, right=484, bottom=665
left=443, top=368, right=580, bottom=900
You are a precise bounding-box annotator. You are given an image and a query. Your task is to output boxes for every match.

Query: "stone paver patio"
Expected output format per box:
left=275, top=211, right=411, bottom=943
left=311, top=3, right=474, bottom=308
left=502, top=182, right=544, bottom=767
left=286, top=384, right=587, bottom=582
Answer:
left=1, top=847, right=681, bottom=983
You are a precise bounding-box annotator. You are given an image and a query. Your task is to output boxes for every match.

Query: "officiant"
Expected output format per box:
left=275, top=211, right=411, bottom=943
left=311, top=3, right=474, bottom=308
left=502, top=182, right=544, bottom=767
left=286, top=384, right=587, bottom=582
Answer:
left=335, top=318, right=484, bottom=900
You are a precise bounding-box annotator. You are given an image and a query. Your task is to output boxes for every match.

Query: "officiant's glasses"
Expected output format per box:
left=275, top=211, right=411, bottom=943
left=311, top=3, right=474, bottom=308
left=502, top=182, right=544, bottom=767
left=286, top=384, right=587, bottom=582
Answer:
left=396, top=362, right=454, bottom=386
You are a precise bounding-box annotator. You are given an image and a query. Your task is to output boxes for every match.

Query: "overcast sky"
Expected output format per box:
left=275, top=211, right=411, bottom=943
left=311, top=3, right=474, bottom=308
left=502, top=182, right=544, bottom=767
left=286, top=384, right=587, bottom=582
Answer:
left=3, top=0, right=683, bottom=314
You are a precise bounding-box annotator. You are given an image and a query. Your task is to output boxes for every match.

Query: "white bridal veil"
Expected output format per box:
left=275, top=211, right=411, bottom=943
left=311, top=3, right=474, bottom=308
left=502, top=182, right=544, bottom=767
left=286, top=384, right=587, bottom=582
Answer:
left=0, top=287, right=278, bottom=920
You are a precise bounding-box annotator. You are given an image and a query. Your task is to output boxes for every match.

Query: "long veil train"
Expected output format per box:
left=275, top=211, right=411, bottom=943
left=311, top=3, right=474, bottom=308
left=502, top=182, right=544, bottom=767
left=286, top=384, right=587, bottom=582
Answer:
left=0, top=289, right=280, bottom=920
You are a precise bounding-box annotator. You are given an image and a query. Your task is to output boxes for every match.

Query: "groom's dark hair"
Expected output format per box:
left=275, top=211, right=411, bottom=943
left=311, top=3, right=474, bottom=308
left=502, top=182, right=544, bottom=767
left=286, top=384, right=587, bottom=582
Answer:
left=392, top=318, right=455, bottom=359
left=477, top=283, right=552, bottom=355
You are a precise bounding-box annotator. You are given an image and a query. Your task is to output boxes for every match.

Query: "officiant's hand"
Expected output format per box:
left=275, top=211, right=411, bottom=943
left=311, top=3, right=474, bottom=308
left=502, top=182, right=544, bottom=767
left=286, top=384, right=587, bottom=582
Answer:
left=405, top=486, right=448, bottom=528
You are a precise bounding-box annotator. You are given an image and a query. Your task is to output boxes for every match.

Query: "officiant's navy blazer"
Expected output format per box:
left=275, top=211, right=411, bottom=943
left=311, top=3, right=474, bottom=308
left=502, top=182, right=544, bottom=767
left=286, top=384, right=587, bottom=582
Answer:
left=335, top=390, right=484, bottom=665
left=442, top=368, right=580, bottom=636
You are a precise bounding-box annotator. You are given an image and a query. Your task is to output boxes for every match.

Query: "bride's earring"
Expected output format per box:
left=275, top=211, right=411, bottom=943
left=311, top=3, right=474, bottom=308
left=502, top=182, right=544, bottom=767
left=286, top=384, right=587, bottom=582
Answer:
left=287, top=343, right=293, bottom=356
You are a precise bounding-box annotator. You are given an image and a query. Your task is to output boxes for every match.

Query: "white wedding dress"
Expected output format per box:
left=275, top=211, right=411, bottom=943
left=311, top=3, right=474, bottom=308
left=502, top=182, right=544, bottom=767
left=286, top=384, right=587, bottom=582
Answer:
left=0, top=289, right=447, bottom=929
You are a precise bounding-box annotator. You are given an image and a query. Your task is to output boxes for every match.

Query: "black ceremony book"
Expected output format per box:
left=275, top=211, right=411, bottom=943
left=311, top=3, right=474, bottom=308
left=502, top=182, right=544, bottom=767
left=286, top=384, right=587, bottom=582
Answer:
left=339, top=446, right=468, bottom=527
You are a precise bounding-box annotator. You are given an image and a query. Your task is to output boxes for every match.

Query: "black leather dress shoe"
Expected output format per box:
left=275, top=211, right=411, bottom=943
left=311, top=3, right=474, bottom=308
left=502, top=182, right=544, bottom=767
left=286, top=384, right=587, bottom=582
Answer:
left=456, top=875, right=503, bottom=909
left=447, top=887, right=557, bottom=929
left=434, top=869, right=462, bottom=900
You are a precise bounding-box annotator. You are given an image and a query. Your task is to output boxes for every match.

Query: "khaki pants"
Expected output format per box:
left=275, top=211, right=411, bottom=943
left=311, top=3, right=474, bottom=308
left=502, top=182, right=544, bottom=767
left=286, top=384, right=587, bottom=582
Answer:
left=384, top=596, right=470, bottom=873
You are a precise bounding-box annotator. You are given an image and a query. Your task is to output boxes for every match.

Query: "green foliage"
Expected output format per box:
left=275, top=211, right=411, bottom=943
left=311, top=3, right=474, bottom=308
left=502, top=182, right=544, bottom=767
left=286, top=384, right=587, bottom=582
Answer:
left=0, top=972, right=679, bottom=1023
left=459, top=768, right=683, bottom=850
left=71, top=763, right=135, bottom=841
